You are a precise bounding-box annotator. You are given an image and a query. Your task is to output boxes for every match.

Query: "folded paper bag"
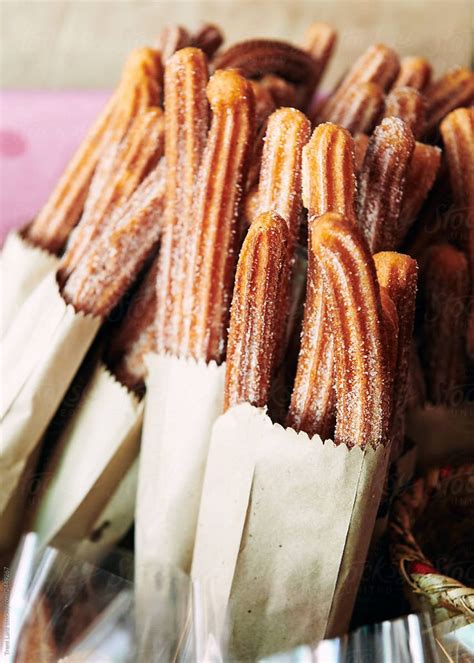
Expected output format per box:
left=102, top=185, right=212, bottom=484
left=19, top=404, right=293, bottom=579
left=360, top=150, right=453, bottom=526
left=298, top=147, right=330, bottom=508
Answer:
left=191, top=403, right=390, bottom=661
left=31, top=362, right=143, bottom=556
left=0, top=272, right=100, bottom=554
left=135, top=353, right=225, bottom=620
left=1, top=231, right=59, bottom=336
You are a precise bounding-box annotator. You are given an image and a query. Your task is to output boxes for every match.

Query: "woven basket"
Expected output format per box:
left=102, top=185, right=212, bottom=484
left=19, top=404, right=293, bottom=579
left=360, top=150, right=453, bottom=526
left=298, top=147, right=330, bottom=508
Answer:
left=390, top=464, right=474, bottom=626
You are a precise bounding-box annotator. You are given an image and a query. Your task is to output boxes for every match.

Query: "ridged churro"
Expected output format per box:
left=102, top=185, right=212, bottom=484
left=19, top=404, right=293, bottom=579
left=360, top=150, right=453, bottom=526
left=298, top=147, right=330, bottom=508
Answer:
left=155, top=48, right=209, bottom=355
left=177, top=69, right=255, bottom=362
left=214, top=39, right=317, bottom=85
left=357, top=117, right=415, bottom=252
left=258, top=108, right=311, bottom=249
left=311, top=213, right=390, bottom=448
left=250, top=80, right=276, bottom=130
left=325, top=82, right=384, bottom=135
left=27, top=47, right=162, bottom=253
left=420, top=244, right=469, bottom=405
left=224, top=212, right=289, bottom=410
left=259, top=75, right=299, bottom=109
left=107, top=260, right=159, bottom=392
left=303, top=122, right=357, bottom=225
left=396, top=142, right=441, bottom=246
left=62, top=159, right=166, bottom=316
left=316, top=43, right=400, bottom=124
left=440, top=107, right=474, bottom=357
left=287, top=228, right=335, bottom=440
left=374, top=252, right=418, bottom=448
left=191, top=23, right=224, bottom=58
left=302, top=21, right=337, bottom=88
left=383, top=86, right=426, bottom=138
left=424, top=67, right=474, bottom=135
left=61, top=107, right=164, bottom=279
left=392, top=56, right=432, bottom=91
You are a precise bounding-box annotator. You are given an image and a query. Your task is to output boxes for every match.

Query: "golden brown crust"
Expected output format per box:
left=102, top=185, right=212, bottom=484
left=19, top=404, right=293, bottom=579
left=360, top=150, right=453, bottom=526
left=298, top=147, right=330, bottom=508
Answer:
left=27, top=48, right=163, bottom=253
left=374, top=251, right=418, bottom=449
left=176, top=69, right=256, bottom=362
left=60, top=107, right=164, bottom=279
left=286, top=223, right=335, bottom=440
left=258, top=108, right=311, bottom=249
left=249, top=80, right=277, bottom=130
left=420, top=244, right=469, bottom=405
left=224, top=212, right=289, bottom=410
left=302, top=21, right=337, bottom=88
left=392, top=56, right=432, bottom=91
left=62, top=159, right=166, bottom=316
left=310, top=213, right=389, bottom=448
left=424, top=67, right=474, bottom=135
left=154, top=48, right=209, bottom=355
left=440, top=107, right=474, bottom=357
left=379, top=285, right=399, bottom=421
left=396, top=142, right=441, bottom=246
left=383, top=86, right=427, bottom=139
left=303, top=122, right=357, bottom=225
left=319, top=82, right=384, bottom=135
left=357, top=117, right=415, bottom=253
left=106, top=260, right=159, bottom=391
left=316, top=43, right=400, bottom=124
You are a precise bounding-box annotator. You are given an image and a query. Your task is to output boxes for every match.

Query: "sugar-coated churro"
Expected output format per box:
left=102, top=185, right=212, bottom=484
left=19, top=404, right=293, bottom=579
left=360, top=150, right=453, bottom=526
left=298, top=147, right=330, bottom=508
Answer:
left=224, top=212, right=289, bottom=410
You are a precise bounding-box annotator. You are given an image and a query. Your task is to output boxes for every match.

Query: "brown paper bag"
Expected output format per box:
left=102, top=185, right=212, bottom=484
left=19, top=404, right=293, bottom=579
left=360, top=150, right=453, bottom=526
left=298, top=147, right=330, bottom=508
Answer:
left=407, top=402, right=474, bottom=468
left=191, top=404, right=390, bottom=660
left=135, top=354, right=225, bottom=616
left=1, top=231, right=58, bottom=336
left=31, top=362, right=143, bottom=556
left=0, top=272, right=100, bottom=554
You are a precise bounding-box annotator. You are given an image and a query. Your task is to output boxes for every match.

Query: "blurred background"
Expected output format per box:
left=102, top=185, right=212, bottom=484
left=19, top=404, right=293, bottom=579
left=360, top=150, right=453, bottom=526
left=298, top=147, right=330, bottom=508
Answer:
left=1, top=1, right=473, bottom=89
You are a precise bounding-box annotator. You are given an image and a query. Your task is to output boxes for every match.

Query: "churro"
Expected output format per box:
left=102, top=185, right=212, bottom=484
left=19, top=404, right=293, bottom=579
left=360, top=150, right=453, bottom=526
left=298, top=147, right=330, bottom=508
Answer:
left=224, top=212, right=289, bottom=410
left=155, top=48, right=209, bottom=355
left=62, top=159, right=166, bottom=316
left=440, top=107, right=474, bottom=357
left=357, top=117, right=415, bottom=252
left=302, top=122, right=357, bottom=225
left=61, top=107, right=164, bottom=278
left=178, top=69, right=255, bottom=362
left=424, top=67, right=474, bottom=135
left=392, top=56, right=432, bottom=91
left=374, top=252, right=418, bottom=447
left=383, top=86, right=426, bottom=138
left=311, top=213, right=390, bottom=448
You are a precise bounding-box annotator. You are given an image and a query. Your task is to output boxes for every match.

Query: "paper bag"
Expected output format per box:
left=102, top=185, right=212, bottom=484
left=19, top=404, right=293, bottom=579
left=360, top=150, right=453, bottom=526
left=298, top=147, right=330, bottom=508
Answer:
left=406, top=402, right=474, bottom=468
left=135, top=354, right=225, bottom=617
left=31, top=362, right=143, bottom=557
left=65, top=456, right=139, bottom=564
left=191, top=404, right=390, bottom=660
left=0, top=272, right=100, bottom=554
left=1, top=231, right=58, bottom=336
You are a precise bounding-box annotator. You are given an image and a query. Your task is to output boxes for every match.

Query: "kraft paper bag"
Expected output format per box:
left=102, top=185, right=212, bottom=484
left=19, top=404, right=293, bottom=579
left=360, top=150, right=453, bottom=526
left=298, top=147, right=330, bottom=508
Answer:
left=0, top=272, right=100, bottom=554
left=31, top=362, right=143, bottom=558
left=135, top=354, right=225, bottom=619
left=407, top=402, right=474, bottom=468
left=1, top=231, right=59, bottom=336
left=191, top=403, right=390, bottom=661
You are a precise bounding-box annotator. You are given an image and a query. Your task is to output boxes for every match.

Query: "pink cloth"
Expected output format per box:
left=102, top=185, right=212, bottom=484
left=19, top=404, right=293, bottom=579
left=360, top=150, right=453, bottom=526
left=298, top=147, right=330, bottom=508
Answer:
left=0, top=90, right=110, bottom=241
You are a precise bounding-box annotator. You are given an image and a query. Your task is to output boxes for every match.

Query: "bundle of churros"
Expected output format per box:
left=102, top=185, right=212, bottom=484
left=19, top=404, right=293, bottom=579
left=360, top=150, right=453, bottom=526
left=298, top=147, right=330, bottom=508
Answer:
left=1, top=18, right=473, bottom=656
